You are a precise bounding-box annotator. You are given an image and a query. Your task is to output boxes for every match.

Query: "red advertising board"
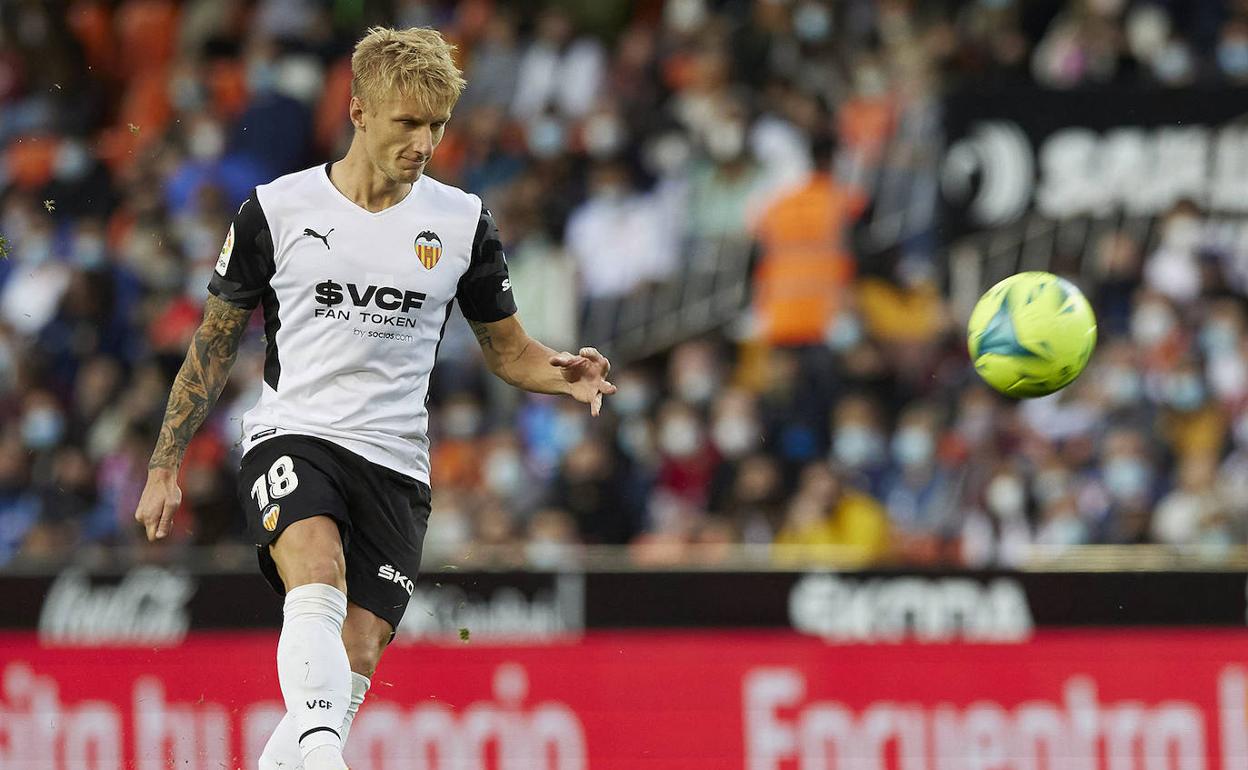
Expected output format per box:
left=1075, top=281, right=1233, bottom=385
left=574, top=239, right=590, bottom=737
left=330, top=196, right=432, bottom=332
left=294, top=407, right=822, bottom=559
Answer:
left=3, top=630, right=1248, bottom=769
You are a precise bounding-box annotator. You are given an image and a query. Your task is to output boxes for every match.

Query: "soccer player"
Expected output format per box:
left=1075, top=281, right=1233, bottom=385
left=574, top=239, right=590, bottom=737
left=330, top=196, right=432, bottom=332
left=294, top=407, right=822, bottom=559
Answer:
left=133, top=27, right=615, bottom=770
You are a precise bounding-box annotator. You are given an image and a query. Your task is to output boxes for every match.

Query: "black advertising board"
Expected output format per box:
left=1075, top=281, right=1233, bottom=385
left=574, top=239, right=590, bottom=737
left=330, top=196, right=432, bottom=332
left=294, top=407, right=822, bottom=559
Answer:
left=3, top=567, right=1247, bottom=645
left=941, top=85, right=1248, bottom=237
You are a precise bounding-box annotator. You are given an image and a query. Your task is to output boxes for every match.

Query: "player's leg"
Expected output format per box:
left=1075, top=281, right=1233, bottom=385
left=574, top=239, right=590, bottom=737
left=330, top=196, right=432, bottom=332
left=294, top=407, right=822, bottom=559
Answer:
left=333, top=461, right=432, bottom=758
left=239, top=438, right=355, bottom=770
left=338, top=602, right=391, bottom=744
left=256, top=603, right=383, bottom=770
left=267, top=516, right=353, bottom=770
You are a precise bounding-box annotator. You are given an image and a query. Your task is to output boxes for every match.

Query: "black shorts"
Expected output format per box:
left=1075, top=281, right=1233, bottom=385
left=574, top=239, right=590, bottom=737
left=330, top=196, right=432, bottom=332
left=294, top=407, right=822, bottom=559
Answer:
left=237, top=434, right=431, bottom=636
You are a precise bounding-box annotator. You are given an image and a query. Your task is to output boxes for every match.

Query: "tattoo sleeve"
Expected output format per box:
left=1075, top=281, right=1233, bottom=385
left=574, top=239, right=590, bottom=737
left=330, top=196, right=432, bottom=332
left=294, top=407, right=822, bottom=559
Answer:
left=149, top=295, right=251, bottom=470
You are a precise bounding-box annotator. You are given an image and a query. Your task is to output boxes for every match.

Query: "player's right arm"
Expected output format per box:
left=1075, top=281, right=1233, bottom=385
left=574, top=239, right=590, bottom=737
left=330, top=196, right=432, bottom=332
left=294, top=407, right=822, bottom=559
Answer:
left=136, top=190, right=274, bottom=541
left=136, top=296, right=250, bottom=540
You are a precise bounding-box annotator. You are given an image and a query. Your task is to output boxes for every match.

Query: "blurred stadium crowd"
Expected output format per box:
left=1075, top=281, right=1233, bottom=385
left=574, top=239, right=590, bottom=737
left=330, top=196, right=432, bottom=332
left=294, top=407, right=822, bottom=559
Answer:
left=1, top=0, right=1247, bottom=569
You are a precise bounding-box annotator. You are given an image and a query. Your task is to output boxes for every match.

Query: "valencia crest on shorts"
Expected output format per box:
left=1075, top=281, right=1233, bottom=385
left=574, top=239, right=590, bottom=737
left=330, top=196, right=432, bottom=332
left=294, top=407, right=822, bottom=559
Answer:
left=414, top=230, right=442, bottom=269
left=262, top=503, right=280, bottom=532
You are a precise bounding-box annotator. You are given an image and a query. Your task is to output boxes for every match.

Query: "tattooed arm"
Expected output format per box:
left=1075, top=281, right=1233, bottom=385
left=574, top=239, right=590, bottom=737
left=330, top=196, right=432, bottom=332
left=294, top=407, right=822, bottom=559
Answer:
left=459, top=207, right=615, bottom=415
left=469, top=315, right=616, bottom=416
left=136, top=295, right=251, bottom=540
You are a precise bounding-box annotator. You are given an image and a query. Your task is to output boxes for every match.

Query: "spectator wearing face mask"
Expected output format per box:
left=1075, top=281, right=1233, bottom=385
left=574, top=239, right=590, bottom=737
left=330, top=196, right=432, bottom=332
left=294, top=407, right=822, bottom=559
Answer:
left=1090, top=229, right=1143, bottom=337
left=525, top=507, right=581, bottom=569
left=1035, top=492, right=1090, bottom=550
left=0, top=434, right=39, bottom=565
left=26, top=445, right=98, bottom=560
left=653, top=399, right=718, bottom=516
left=714, top=453, right=786, bottom=544
left=962, top=466, right=1034, bottom=568
left=479, top=430, right=542, bottom=517
left=473, top=502, right=526, bottom=567
left=773, top=462, right=890, bottom=567
left=0, top=216, right=71, bottom=336
left=1152, top=453, right=1227, bottom=547
left=1091, top=340, right=1149, bottom=416
left=706, top=387, right=764, bottom=516
left=828, top=393, right=889, bottom=496
left=684, top=108, right=766, bottom=241
left=667, top=340, right=725, bottom=407
left=510, top=7, right=605, bottom=121
left=20, top=390, right=67, bottom=456
left=566, top=160, right=680, bottom=340
left=1092, top=427, right=1158, bottom=539
left=1200, top=300, right=1248, bottom=406
left=551, top=433, right=639, bottom=545
left=1158, top=359, right=1226, bottom=459
left=1217, top=410, right=1248, bottom=522
left=1144, top=201, right=1206, bottom=304
left=429, top=394, right=487, bottom=493
left=1217, top=19, right=1248, bottom=84
left=1129, top=291, right=1184, bottom=373
left=880, top=403, right=962, bottom=562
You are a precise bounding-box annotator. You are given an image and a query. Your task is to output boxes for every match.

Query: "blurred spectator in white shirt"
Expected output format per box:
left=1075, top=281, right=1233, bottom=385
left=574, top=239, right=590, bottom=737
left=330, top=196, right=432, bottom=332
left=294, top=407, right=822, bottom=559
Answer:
left=1152, top=453, right=1227, bottom=546
left=1, top=218, right=70, bottom=336
left=1144, top=201, right=1205, bottom=304
left=565, top=160, right=678, bottom=300
left=511, top=8, right=605, bottom=120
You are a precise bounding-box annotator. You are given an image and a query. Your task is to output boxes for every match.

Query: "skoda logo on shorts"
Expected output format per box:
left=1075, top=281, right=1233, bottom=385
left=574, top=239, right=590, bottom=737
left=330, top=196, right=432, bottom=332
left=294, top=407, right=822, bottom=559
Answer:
left=262, top=503, right=281, bottom=532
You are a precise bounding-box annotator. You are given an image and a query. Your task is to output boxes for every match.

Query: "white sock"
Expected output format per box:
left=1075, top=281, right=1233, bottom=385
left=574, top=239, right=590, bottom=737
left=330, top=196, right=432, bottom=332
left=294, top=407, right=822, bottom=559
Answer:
left=258, top=672, right=372, bottom=770
left=258, top=712, right=300, bottom=770
left=340, top=672, right=371, bottom=748
left=302, top=746, right=346, bottom=770
left=277, top=584, right=351, bottom=769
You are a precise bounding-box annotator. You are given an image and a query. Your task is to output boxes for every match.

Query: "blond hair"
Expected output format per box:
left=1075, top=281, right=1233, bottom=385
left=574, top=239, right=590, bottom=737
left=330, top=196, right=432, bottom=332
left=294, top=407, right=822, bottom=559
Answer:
left=351, top=26, right=466, bottom=112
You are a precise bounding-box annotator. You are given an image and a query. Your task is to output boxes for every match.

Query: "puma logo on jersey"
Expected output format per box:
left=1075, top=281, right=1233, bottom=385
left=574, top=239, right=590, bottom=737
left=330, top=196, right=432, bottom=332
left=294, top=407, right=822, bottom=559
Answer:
left=378, top=564, right=414, bottom=595
left=303, top=227, right=334, bottom=249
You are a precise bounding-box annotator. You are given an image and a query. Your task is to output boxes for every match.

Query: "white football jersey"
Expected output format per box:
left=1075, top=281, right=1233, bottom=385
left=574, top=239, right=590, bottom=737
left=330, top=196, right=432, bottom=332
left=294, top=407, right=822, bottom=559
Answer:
left=209, top=164, right=516, bottom=484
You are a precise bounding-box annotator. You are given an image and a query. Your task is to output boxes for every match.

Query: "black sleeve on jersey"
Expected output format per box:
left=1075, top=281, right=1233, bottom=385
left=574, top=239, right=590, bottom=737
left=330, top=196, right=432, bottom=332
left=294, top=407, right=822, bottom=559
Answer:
left=457, top=207, right=518, bottom=323
left=207, top=189, right=275, bottom=310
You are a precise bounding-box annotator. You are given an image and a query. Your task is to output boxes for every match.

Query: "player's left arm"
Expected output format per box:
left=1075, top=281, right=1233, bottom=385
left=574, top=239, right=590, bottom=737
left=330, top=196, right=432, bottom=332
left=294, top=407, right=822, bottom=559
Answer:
left=459, top=206, right=616, bottom=415
left=469, top=316, right=616, bottom=415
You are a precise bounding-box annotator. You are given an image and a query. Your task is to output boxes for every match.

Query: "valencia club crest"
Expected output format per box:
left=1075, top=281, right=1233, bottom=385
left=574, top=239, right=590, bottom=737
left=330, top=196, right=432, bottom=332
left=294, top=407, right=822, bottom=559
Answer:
left=414, top=231, right=442, bottom=269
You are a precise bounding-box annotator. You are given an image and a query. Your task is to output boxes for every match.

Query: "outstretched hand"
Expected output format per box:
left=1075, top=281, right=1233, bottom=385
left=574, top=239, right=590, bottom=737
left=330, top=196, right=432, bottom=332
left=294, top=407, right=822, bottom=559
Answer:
left=550, top=347, right=617, bottom=416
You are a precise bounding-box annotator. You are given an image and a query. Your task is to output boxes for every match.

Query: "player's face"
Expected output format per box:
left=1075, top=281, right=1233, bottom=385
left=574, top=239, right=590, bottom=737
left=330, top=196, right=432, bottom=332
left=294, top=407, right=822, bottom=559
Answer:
left=357, top=93, right=451, bottom=184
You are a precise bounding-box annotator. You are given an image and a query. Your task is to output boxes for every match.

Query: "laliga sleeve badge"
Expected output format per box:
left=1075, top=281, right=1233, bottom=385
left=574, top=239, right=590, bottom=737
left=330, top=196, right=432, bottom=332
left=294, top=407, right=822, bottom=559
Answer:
left=215, top=224, right=235, bottom=276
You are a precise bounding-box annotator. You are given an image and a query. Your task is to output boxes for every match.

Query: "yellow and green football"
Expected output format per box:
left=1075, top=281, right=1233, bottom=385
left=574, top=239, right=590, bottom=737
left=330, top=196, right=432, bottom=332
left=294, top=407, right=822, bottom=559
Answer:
left=967, top=271, right=1098, bottom=398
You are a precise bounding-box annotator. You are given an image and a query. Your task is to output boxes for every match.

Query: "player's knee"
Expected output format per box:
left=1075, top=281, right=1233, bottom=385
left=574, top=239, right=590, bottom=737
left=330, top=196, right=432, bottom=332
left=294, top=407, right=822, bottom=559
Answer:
left=344, top=634, right=385, bottom=678
left=283, top=557, right=346, bottom=592
left=274, top=548, right=345, bottom=591
left=342, top=609, right=391, bottom=677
